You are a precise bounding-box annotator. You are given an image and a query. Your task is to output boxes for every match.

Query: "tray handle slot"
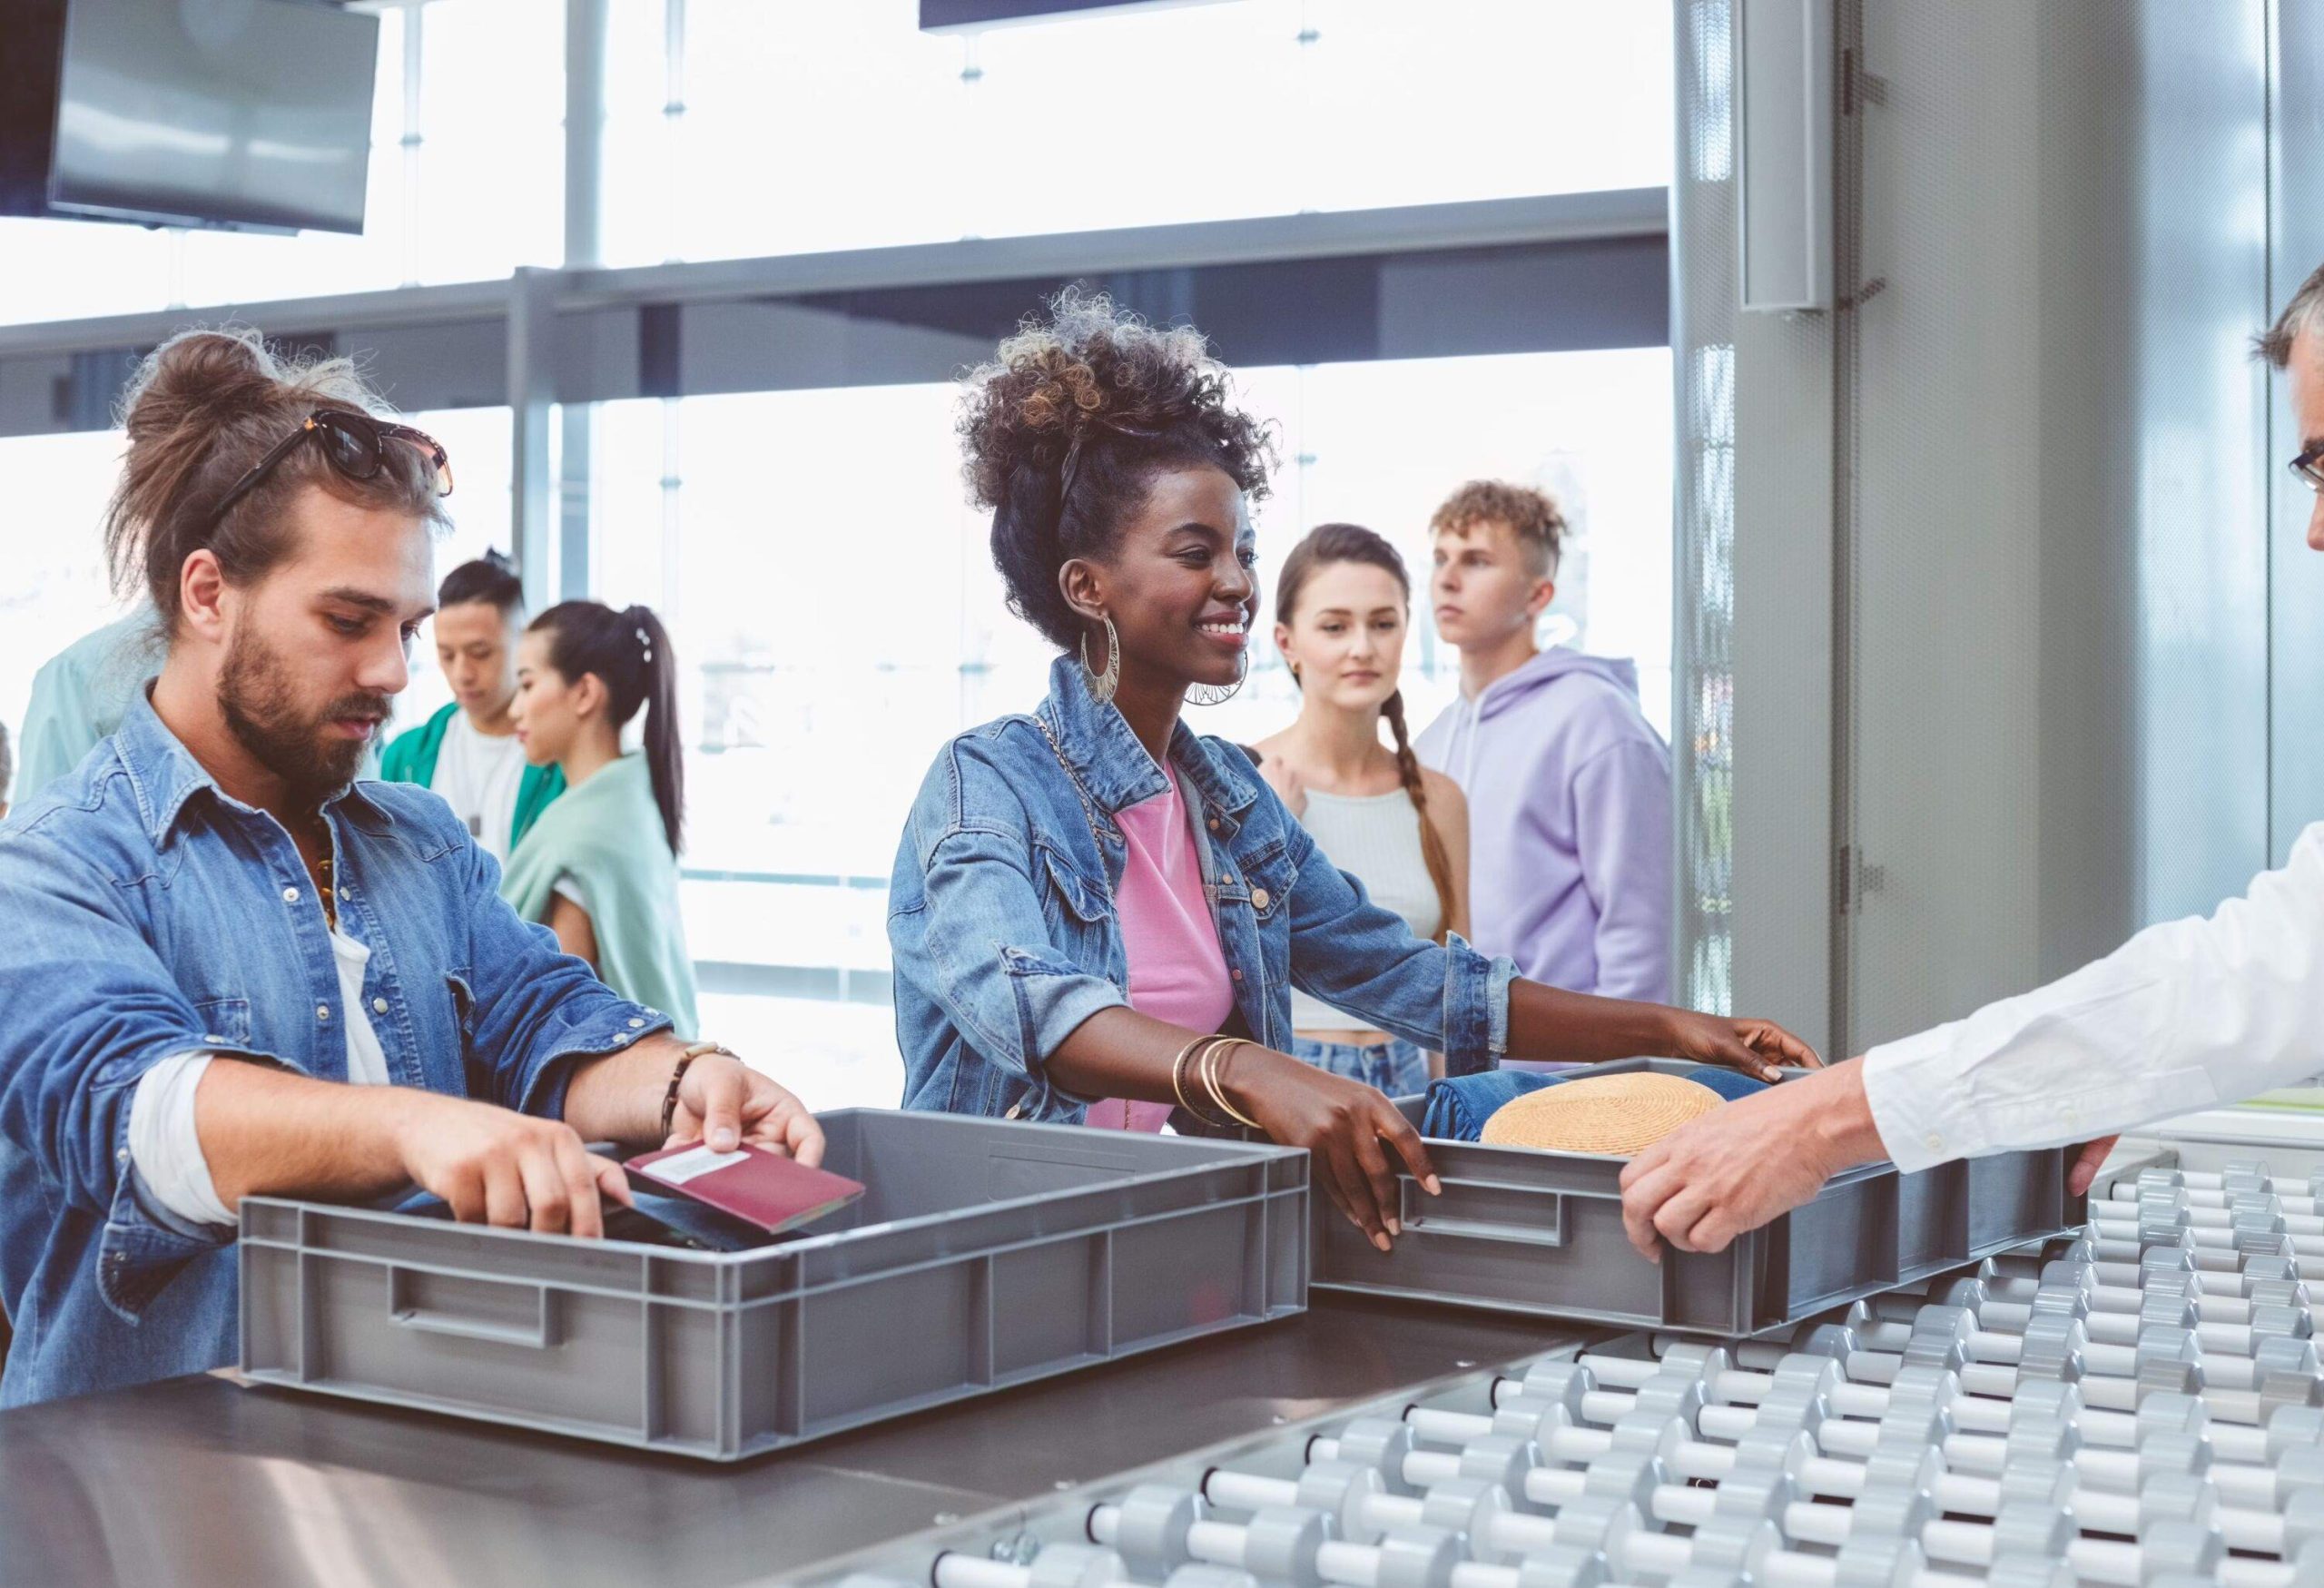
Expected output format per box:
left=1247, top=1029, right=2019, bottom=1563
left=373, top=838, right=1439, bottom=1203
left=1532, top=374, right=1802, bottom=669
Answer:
left=387, top=1265, right=556, bottom=1349
left=1398, top=1173, right=1569, bottom=1248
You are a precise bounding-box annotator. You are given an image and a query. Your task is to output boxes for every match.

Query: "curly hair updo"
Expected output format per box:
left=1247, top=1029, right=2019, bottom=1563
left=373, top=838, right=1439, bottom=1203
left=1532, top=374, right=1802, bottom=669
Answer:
left=959, top=290, right=1276, bottom=652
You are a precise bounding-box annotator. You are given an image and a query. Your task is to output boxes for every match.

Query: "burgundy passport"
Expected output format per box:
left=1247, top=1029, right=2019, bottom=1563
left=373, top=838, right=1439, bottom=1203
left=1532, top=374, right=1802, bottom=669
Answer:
left=623, top=1141, right=865, bottom=1235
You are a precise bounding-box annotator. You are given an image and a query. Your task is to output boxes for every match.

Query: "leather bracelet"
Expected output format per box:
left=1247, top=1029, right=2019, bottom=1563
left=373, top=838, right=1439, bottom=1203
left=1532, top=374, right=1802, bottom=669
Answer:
left=660, top=1041, right=736, bottom=1141
left=1171, top=1037, right=1246, bottom=1134
left=1167, top=1036, right=1211, bottom=1119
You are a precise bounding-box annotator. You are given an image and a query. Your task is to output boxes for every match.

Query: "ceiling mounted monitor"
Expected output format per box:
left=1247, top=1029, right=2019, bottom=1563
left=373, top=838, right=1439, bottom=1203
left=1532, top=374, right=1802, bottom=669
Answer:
left=1, top=0, right=379, bottom=234
left=921, top=0, right=1237, bottom=32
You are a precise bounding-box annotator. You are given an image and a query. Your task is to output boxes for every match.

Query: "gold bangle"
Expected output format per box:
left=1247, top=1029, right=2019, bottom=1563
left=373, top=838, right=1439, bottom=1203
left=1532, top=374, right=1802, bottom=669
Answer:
left=1200, top=1039, right=1263, bottom=1130
left=1198, top=1041, right=1255, bottom=1129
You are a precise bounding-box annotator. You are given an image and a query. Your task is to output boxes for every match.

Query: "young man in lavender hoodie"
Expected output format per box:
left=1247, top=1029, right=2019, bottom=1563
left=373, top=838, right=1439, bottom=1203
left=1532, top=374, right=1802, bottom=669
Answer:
left=1415, top=481, right=1675, bottom=1010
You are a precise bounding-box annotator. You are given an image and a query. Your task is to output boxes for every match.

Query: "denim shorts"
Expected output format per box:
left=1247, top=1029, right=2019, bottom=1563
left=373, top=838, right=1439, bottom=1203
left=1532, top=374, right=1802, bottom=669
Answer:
left=1290, top=1033, right=1432, bottom=1098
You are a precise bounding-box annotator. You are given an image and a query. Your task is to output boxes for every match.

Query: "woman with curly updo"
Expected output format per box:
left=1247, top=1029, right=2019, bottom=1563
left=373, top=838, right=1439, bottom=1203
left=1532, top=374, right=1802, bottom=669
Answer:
left=888, top=291, right=1817, bottom=1248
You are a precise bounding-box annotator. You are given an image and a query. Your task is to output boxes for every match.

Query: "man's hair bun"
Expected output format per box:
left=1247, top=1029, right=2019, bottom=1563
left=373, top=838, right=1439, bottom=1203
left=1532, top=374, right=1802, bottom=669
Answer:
left=118, top=329, right=280, bottom=446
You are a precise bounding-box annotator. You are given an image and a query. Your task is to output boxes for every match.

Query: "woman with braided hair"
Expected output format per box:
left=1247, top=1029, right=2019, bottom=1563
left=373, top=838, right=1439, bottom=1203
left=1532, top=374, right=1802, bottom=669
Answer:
left=1252, top=525, right=1466, bottom=1097
left=890, top=291, right=1817, bottom=1250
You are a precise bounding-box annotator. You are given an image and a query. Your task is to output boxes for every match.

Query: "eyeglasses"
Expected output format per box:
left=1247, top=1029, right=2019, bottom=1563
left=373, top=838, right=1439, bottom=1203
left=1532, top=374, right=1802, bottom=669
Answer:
left=2290, top=437, right=2324, bottom=495
left=210, top=409, right=453, bottom=528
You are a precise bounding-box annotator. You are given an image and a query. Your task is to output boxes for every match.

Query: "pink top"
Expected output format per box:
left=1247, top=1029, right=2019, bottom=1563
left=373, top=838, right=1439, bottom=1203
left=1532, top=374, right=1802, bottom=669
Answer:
left=1083, top=770, right=1236, bottom=1132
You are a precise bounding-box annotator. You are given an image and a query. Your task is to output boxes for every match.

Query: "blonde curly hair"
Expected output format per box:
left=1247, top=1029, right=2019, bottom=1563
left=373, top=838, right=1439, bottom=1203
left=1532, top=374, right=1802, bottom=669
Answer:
left=1430, top=478, right=1566, bottom=578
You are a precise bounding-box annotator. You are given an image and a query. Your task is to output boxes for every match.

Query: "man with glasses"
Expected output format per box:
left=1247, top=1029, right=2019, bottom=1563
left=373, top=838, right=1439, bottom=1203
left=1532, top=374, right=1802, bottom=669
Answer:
left=1620, top=265, right=2324, bottom=1261
left=0, top=330, right=822, bottom=1406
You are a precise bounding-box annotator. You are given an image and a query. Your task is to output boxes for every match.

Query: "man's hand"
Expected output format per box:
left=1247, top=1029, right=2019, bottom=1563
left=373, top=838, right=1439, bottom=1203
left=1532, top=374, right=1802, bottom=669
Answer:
left=1662, top=1010, right=1823, bottom=1083
left=1618, top=1059, right=1884, bottom=1259
left=389, top=1090, right=633, bottom=1238
left=2068, top=1135, right=2121, bottom=1197
left=666, top=1053, right=825, bottom=1167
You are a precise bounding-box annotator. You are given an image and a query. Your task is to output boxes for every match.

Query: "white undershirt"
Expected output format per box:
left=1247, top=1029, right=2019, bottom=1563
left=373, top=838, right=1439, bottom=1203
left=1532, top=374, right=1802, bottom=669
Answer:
left=430, top=710, right=528, bottom=866
left=127, top=927, right=391, bottom=1228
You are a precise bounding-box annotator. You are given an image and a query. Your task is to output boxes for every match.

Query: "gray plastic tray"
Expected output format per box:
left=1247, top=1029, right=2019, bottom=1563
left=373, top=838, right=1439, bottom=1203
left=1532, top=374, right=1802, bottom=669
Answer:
left=1307, top=1057, right=2083, bottom=1336
left=239, top=1110, right=1308, bottom=1461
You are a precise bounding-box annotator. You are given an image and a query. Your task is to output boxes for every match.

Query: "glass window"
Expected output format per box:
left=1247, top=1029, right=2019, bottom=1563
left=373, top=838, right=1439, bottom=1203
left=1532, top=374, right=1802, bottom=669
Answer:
left=0, top=429, right=139, bottom=755
left=698, top=991, right=905, bottom=1113
left=601, top=0, right=1673, bottom=267
left=410, top=0, right=566, bottom=285
left=0, top=218, right=182, bottom=330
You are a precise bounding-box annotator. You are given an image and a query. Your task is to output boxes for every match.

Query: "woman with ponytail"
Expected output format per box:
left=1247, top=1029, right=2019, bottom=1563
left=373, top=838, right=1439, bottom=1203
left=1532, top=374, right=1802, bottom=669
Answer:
left=890, top=291, right=1816, bottom=1253
left=502, top=599, right=698, bottom=1032
left=1251, top=526, right=1467, bottom=1097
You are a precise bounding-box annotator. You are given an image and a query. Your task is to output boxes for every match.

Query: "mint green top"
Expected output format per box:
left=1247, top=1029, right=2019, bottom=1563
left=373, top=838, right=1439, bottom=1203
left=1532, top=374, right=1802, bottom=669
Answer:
left=16, top=612, right=164, bottom=803
left=497, top=753, right=699, bottom=1034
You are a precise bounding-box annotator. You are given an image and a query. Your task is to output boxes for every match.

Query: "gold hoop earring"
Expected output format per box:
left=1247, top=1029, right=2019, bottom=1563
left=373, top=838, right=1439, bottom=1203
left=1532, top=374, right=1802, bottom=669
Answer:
left=1081, top=615, right=1120, bottom=705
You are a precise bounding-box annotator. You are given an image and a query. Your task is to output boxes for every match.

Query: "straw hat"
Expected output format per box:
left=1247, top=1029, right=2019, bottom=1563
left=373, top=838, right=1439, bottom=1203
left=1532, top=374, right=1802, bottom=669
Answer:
left=1480, top=1072, right=1721, bottom=1155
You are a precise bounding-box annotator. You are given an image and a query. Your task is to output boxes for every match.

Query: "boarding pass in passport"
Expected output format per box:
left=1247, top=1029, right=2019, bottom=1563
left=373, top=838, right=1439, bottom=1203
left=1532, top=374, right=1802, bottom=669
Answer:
left=623, top=1140, right=865, bottom=1234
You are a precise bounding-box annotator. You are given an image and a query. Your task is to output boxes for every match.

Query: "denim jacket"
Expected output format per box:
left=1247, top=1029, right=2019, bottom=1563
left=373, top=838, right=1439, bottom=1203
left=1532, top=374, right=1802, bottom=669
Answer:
left=0, top=691, right=672, bottom=1406
left=889, top=655, right=1517, bottom=1122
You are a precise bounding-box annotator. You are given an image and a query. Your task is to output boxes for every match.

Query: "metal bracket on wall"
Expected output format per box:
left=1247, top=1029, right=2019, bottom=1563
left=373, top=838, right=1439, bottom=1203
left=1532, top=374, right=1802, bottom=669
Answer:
left=1836, top=845, right=1886, bottom=914
left=1842, top=54, right=1888, bottom=115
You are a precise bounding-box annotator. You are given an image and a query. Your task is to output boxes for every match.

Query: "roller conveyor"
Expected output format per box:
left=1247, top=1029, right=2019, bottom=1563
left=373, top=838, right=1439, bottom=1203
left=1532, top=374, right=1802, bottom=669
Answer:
left=810, top=1154, right=2324, bottom=1588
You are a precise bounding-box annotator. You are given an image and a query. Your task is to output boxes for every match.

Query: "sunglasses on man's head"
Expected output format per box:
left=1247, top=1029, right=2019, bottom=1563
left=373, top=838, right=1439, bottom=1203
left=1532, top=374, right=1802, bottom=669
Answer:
left=209, top=408, right=454, bottom=529
left=2290, top=437, right=2324, bottom=494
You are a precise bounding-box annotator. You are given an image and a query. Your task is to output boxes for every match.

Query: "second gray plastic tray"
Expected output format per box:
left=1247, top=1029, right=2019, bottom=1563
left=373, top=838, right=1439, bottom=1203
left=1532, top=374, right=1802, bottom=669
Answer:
left=1306, top=1057, right=2083, bottom=1336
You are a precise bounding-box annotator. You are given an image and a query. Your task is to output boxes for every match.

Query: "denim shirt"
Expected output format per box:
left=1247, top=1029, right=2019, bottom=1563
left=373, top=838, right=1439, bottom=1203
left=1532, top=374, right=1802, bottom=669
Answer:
left=889, top=655, right=1517, bottom=1122
left=0, top=692, right=672, bottom=1406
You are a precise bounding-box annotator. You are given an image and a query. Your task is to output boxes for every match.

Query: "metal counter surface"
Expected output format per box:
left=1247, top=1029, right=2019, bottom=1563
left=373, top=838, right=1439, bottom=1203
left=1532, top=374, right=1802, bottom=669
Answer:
left=0, top=1296, right=1584, bottom=1588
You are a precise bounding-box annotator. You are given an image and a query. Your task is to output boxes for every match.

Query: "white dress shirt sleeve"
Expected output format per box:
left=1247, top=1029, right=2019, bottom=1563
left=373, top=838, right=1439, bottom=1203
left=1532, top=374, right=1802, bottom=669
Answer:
left=1864, top=822, right=2324, bottom=1172
left=126, top=1051, right=236, bottom=1228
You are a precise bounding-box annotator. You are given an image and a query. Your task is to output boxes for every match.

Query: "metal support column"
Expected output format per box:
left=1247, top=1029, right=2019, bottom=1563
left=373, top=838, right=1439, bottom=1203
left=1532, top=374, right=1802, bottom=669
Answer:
left=557, top=0, right=610, bottom=601
left=507, top=265, right=558, bottom=612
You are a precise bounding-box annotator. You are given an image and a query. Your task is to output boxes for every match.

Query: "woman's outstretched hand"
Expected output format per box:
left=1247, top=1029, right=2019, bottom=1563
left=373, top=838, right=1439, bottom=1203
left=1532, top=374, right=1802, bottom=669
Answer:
left=1662, top=1011, right=1822, bottom=1083
left=1225, top=1045, right=1437, bottom=1251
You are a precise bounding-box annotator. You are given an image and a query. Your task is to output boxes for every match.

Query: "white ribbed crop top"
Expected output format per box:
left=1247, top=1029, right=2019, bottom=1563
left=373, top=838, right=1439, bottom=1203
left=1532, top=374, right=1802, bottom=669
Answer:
left=1288, top=785, right=1444, bottom=1032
